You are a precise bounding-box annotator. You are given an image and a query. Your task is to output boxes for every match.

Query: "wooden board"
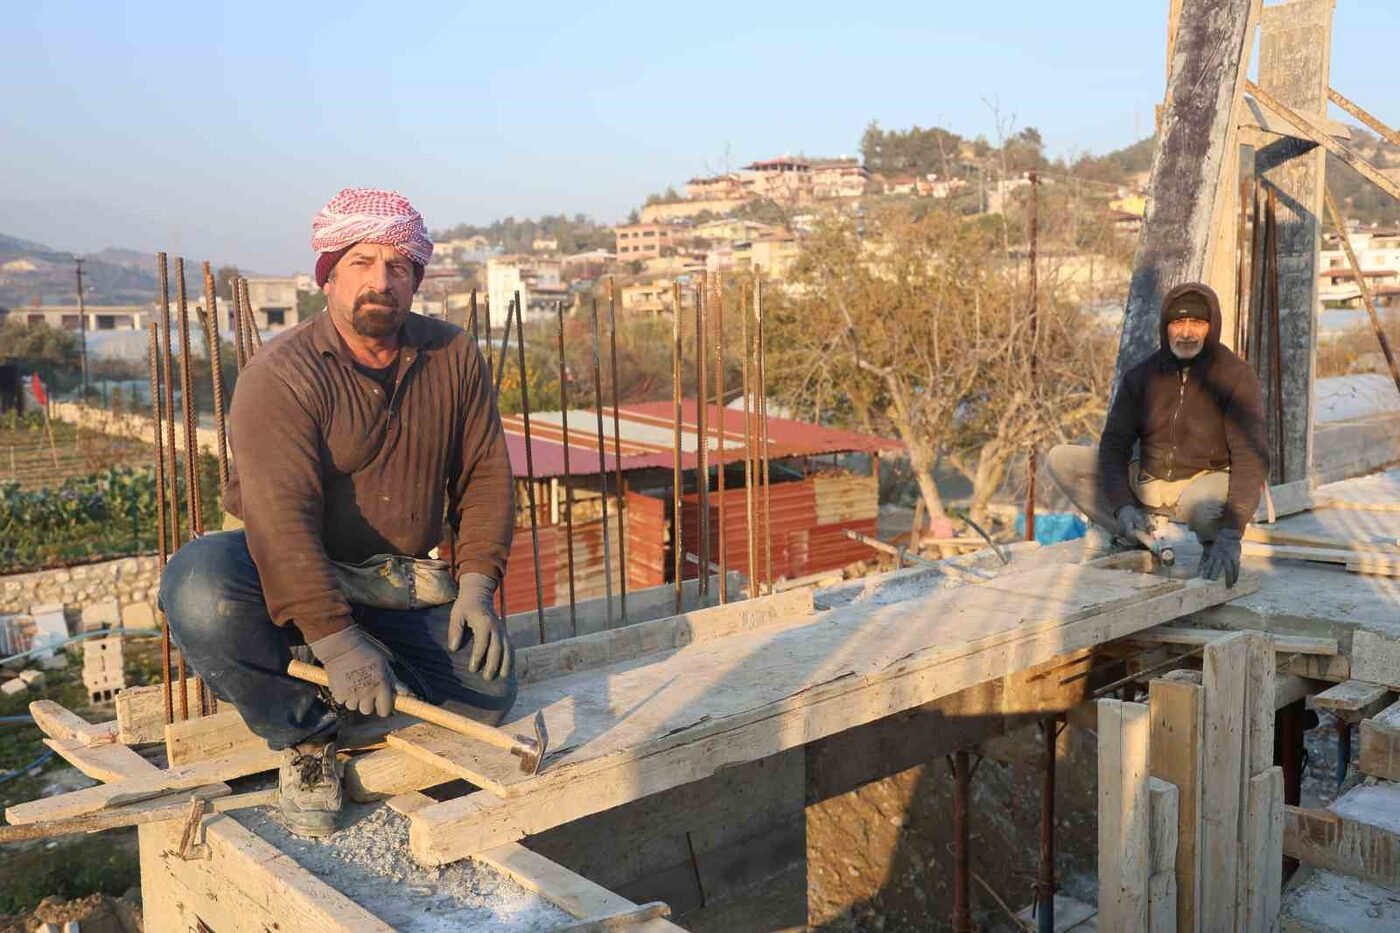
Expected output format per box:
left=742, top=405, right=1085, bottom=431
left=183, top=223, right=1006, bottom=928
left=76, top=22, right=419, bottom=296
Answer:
left=114, top=678, right=208, bottom=745
left=411, top=568, right=1253, bottom=864
left=1149, top=672, right=1204, bottom=932
left=1244, top=767, right=1284, bottom=933
left=1358, top=700, right=1400, bottom=781
left=1283, top=803, right=1400, bottom=887
left=164, top=710, right=269, bottom=766
left=1199, top=633, right=1247, bottom=933
left=344, top=747, right=455, bottom=803
left=1099, top=699, right=1152, bottom=932
left=1309, top=680, right=1393, bottom=723
left=1131, top=626, right=1336, bottom=656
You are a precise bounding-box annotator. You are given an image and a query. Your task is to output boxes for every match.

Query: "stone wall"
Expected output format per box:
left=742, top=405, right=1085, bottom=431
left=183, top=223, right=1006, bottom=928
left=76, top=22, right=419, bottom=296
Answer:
left=0, top=554, right=161, bottom=621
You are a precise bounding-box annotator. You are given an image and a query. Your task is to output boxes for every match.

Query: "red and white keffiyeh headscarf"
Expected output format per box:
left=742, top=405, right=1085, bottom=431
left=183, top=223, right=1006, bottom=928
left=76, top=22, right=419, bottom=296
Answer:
left=311, top=187, right=434, bottom=286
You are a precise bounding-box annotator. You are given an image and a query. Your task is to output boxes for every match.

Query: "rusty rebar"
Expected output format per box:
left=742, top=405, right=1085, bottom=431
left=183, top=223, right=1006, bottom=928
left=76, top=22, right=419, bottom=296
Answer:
left=512, top=293, right=546, bottom=642
left=157, top=254, right=183, bottom=549
left=147, top=323, right=174, bottom=727
left=1325, top=187, right=1400, bottom=398
left=588, top=298, right=615, bottom=622
left=672, top=283, right=684, bottom=614
left=712, top=274, right=728, bottom=604
left=482, top=297, right=494, bottom=384
left=557, top=303, right=578, bottom=635
left=952, top=749, right=973, bottom=933
left=200, top=263, right=230, bottom=490
left=175, top=258, right=203, bottom=539
left=229, top=276, right=248, bottom=371
left=755, top=278, right=773, bottom=592
left=469, top=290, right=479, bottom=342
left=1035, top=716, right=1059, bottom=933
left=695, top=282, right=709, bottom=603
left=741, top=280, right=756, bottom=595
left=606, top=278, right=628, bottom=621
left=494, top=295, right=516, bottom=395
left=240, top=279, right=263, bottom=352
left=1025, top=170, right=1038, bottom=543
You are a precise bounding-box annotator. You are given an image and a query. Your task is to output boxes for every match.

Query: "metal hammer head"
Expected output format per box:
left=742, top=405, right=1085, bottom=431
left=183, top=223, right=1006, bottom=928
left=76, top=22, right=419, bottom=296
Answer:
left=509, top=711, right=550, bottom=775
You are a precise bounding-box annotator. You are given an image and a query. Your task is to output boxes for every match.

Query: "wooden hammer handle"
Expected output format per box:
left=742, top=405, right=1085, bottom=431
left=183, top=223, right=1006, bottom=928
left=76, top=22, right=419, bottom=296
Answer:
left=286, top=659, right=527, bottom=756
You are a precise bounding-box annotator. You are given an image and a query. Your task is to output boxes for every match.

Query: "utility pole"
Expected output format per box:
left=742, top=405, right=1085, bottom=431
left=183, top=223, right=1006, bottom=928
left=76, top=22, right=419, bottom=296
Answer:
left=75, top=256, right=89, bottom=399
left=1025, top=170, right=1039, bottom=542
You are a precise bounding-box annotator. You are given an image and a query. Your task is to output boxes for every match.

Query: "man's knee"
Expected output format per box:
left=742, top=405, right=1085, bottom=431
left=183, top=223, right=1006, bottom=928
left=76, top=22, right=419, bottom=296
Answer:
left=159, top=532, right=249, bottom=644
left=1046, top=444, right=1092, bottom=489
left=442, top=672, right=518, bottom=726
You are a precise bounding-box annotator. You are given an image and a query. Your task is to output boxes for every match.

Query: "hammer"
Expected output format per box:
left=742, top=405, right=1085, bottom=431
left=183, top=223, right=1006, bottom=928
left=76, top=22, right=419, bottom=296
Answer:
left=1131, top=528, right=1176, bottom=571
left=287, top=659, right=548, bottom=774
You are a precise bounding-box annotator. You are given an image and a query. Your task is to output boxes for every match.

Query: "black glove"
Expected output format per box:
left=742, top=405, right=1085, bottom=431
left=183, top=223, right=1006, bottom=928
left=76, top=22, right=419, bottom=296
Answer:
left=1200, top=528, right=1242, bottom=588
left=449, top=573, right=513, bottom=681
left=1115, top=504, right=1150, bottom=541
left=308, top=624, right=395, bottom=717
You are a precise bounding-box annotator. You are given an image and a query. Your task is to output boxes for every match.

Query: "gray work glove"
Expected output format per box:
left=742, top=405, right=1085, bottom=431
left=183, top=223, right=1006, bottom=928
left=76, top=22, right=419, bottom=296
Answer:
left=1115, top=504, right=1150, bottom=542
left=449, top=573, right=513, bottom=682
left=308, top=624, right=395, bottom=717
left=1200, top=528, right=1243, bottom=588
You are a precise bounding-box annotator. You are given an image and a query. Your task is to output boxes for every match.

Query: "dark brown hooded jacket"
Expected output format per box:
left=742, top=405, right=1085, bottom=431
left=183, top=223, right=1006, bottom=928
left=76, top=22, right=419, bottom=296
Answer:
left=1097, top=283, right=1269, bottom=532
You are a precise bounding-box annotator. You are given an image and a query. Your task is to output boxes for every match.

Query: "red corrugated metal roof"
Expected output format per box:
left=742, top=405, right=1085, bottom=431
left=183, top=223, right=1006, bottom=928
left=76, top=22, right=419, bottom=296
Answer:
left=501, top=399, right=901, bottom=479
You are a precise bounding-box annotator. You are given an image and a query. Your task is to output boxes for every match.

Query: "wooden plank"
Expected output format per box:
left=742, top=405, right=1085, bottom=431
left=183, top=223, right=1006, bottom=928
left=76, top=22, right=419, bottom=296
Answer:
left=1131, top=625, right=1337, bottom=656
left=27, top=701, right=118, bottom=744
left=1358, top=699, right=1400, bottom=781
left=44, top=736, right=158, bottom=785
left=1347, top=554, right=1400, bottom=577
left=517, top=587, right=816, bottom=684
left=1243, top=631, right=1275, bottom=776
left=1199, top=632, right=1247, bottom=933
left=1351, top=630, right=1400, bottom=688
left=1148, top=871, right=1177, bottom=933
left=408, top=571, right=1250, bottom=864
left=115, top=677, right=207, bottom=745
left=164, top=710, right=269, bottom=766
left=1113, top=0, right=1257, bottom=382
left=1149, top=776, right=1179, bottom=877
left=1309, top=680, right=1392, bottom=723
left=1149, top=672, right=1204, bottom=933
left=1244, top=525, right=1399, bottom=554
left=1283, top=802, right=1400, bottom=887
left=385, top=723, right=523, bottom=797
left=1275, top=674, right=1313, bottom=711
left=1279, top=651, right=1350, bottom=683
left=0, top=787, right=277, bottom=843
left=1244, top=766, right=1284, bottom=933
left=1254, top=480, right=1314, bottom=522
left=344, top=747, right=455, bottom=802
left=1241, top=542, right=1355, bottom=564
left=1098, top=699, right=1152, bottom=933
left=5, top=747, right=280, bottom=825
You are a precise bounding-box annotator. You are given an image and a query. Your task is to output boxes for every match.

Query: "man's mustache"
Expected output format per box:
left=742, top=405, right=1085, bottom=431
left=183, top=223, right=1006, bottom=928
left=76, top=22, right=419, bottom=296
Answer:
left=355, top=290, right=400, bottom=312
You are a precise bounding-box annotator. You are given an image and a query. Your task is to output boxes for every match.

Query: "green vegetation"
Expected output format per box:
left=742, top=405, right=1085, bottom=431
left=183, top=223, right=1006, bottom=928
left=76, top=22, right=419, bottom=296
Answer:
left=433, top=214, right=614, bottom=255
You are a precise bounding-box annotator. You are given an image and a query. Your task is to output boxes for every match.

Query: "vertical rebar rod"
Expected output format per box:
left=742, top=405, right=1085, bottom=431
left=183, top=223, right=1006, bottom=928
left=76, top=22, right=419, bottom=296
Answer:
left=1266, top=187, right=1285, bottom=480
left=606, top=279, right=628, bottom=621
left=147, top=324, right=174, bottom=727
left=482, top=297, right=494, bottom=384
left=756, top=278, right=774, bottom=593
left=1235, top=177, right=1252, bottom=353
left=557, top=303, right=578, bottom=635
left=672, top=283, right=684, bottom=614
left=1036, top=717, right=1058, bottom=933
left=590, top=298, right=614, bottom=623
left=175, top=258, right=203, bottom=539
left=201, top=263, right=230, bottom=490
left=1025, top=170, right=1039, bottom=543
left=952, top=750, right=973, bottom=933
left=157, top=254, right=183, bottom=549
left=241, top=279, right=263, bottom=351
left=695, top=282, right=709, bottom=603
left=512, top=294, right=546, bottom=643
left=741, top=281, right=756, bottom=595
left=229, top=276, right=248, bottom=371
left=712, top=274, right=728, bottom=604
left=469, top=290, right=479, bottom=343
left=494, top=296, right=515, bottom=395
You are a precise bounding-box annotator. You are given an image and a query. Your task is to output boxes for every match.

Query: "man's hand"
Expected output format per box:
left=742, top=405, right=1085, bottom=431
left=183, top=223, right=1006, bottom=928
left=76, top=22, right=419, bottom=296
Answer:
left=308, top=625, right=395, bottom=717
left=449, top=573, right=513, bottom=681
left=1200, top=528, right=1242, bottom=588
left=1115, top=504, right=1150, bottom=541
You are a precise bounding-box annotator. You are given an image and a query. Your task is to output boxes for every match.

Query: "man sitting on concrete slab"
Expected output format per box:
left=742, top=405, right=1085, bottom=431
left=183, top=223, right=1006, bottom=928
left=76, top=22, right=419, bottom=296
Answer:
left=160, top=188, right=517, bottom=837
left=1047, top=282, right=1268, bottom=588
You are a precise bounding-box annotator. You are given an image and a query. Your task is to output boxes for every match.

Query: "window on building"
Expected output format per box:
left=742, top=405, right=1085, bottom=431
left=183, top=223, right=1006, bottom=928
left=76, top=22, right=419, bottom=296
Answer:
left=265, top=308, right=286, bottom=327
left=97, top=315, right=117, bottom=330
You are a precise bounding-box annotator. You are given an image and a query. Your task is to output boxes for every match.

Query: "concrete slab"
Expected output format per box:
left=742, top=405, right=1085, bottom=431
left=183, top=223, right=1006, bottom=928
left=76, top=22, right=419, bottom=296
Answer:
left=1280, top=867, right=1400, bottom=931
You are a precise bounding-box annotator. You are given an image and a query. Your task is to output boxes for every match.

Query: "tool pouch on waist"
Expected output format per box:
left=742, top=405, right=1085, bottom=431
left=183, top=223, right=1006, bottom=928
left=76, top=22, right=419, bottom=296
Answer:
left=330, top=554, right=458, bottom=610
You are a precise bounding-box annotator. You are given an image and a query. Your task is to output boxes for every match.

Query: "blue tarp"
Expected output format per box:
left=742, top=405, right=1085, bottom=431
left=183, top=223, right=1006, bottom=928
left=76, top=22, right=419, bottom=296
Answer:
left=1014, top=511, right=1087, bottom=544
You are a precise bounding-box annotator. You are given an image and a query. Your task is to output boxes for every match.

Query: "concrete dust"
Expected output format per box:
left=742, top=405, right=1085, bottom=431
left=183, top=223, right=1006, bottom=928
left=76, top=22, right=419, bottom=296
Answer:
left=240, top=803, right=572, bottom=932
left=1281, top=867, right=1400, bottom=931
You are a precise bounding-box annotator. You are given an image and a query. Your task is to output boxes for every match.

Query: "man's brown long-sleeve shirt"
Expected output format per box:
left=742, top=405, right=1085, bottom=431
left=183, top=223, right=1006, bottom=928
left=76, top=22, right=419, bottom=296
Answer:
left=224, top=310, right=515, bottom=642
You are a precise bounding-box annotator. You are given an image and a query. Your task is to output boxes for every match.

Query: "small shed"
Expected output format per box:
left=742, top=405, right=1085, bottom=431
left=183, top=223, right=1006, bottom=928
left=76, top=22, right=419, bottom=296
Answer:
left=474, top=400, right=900, bottom=615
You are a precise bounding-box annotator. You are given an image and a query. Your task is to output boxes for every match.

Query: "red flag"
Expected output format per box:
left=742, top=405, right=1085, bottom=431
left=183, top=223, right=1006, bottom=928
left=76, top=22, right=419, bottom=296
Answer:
left=30, top=373, right=48, bottom=407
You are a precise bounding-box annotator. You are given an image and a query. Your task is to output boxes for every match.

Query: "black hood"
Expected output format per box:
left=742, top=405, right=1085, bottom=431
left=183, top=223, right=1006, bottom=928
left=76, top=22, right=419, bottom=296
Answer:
left=1159, top=282, right=1222, bottom=354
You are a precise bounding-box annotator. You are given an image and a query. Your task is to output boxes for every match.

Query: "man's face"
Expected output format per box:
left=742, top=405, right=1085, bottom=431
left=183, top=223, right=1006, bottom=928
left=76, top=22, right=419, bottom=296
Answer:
left=1167, top=317, right=1210, bottom=360
left=324, top=242, right=415, bottom=339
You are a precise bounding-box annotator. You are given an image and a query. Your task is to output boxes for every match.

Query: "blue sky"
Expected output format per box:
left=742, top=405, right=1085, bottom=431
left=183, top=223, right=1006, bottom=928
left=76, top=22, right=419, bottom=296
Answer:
left=2, top=1, right=1396, bottom=274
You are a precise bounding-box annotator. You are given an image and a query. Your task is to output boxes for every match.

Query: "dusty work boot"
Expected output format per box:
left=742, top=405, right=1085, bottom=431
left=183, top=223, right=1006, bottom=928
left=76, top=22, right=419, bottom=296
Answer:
left=278, top=739, right=343, bottom=837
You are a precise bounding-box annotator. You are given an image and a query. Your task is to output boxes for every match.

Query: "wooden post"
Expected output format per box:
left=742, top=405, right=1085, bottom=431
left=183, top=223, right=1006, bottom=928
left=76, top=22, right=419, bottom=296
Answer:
left=1251, top=0, right=1334, bottom=484
left=1150, top=670, right=1204, bottom=932
left=1200, top=632, right=1247, bottom=932
left=1244, top=766, right=1284, bottom=931
left=1148, top=777, right=1179, bottom=933
left=1099, top=699, right=1152, bottom=932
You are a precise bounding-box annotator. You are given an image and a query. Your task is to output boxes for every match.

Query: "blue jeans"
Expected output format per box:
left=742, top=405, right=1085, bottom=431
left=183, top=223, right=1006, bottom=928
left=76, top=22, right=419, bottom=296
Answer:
left=158, top=531, right=517, bottom=750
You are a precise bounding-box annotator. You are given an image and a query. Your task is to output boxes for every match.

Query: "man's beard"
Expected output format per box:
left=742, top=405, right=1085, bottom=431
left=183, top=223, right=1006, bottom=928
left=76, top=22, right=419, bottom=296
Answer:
left=1170, top=339, right=1203, bottom=360
left=352, top=290, right=404, bottom=338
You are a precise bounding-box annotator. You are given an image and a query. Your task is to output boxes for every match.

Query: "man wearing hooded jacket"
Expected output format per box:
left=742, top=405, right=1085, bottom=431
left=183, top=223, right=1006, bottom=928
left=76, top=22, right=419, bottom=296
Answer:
left=1047, top=282, right=1269, bottom=587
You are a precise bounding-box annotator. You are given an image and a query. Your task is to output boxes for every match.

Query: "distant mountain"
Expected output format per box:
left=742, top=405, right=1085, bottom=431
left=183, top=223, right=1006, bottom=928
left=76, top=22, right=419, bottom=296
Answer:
left=0, top=235, right=161, bottom=308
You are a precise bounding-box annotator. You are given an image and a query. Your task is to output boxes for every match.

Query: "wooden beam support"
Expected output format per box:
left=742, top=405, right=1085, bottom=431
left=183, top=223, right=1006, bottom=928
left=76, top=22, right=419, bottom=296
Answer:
left=1130, top=625, right=1337, bottom=656
left=1200, top=633, right=1247, bottom=932
left=1358, top=699, right=1400, bottom=781
left=1244, top=767, right=1284, bottom=931
left=1150, top=671, right=1204, bottom=933
left=1283, top=802, right=1400, bottom=887
left=1309, top=680, right=1393, bottom=724
left=1099, top=699, right=1152, bottom=932
left=1328, top=86, right=1400, bottom=148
